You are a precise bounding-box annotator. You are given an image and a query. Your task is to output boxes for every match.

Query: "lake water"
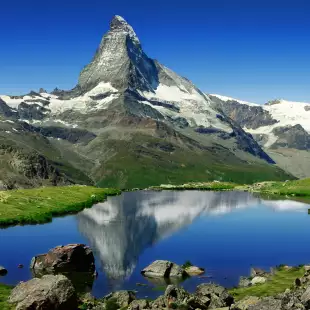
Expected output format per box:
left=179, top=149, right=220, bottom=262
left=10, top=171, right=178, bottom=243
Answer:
left=1, top=190, right=310, bottom=299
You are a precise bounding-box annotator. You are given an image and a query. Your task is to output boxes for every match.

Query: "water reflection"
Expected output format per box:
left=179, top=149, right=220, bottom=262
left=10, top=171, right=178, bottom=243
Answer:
left=77, top=191, right=310, bottom=286
left=77, top=192, right=254, bottom=281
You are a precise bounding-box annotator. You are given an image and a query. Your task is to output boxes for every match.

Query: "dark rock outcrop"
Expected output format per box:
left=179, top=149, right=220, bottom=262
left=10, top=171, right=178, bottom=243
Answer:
left=271, top=124, right=310, bottom=150
left=8, top=274, right=77, bottom=310
left=0, top=265, right=8, bottom=276
left=30, top=244, right=95, bottom=273
left=210, top=95, right=278, bottom=130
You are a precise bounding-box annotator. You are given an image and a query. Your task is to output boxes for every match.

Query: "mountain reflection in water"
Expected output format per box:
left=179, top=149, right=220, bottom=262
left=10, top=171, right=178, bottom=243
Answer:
left=76, top=190, right=310, bottom=286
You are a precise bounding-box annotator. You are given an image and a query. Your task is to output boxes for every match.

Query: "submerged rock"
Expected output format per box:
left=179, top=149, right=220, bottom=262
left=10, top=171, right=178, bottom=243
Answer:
left=141, top=260, right=186, bottom=278
left=8, top=274, right=77, bottom=310
left=185, top=265, right=205, bottom=276
left=0, top=265, right=8, bottom=276
left=30, top=244, right=95, bottom=273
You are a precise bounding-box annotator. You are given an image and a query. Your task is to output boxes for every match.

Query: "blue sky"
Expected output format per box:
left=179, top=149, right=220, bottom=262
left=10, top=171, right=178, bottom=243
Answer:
left=0, top=0, right=309, bottom=103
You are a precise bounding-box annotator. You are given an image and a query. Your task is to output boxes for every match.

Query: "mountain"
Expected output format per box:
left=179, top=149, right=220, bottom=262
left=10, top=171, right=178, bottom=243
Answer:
left=210, top=94, right=310, bottom=178
left=0, top=16, right=292, bottom=189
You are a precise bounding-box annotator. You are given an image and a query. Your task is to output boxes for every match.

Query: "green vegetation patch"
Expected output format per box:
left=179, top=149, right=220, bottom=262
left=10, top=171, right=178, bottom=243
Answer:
left=151, top=182, right=237, bottom=191
left=0, top=283, right=13, bottom=310
left=256, top=178, right=310, bottom=197
left=0, top=186, right=120, bottom=227
left=230, top=266, right=305, bottom=301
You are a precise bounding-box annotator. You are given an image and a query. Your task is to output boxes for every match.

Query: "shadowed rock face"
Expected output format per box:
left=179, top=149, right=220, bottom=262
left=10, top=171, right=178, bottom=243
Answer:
left=210, top=95, right=278, bottom=130
left=271, top=124, right=310, bottom=150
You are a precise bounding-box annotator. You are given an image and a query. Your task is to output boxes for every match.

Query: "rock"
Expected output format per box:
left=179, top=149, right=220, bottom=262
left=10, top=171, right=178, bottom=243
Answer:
left=104, top=290, right=136, bottom=308
left=301, top=285, right=310, bottom=307
left=250, top=267, right=268, bottom=278
left=8, top=274, right=77, bottom=310
left=238, top=276, right=252, bottom=288
left=231, top=296, right=260, bottom=309
left=247, top=297, right=282, bottom=310
left=141, top=260, right=186, bottom=278
left=165, top=284, right=189, bottom=302
left=150, top=295, right=166, bottom=309
left=185, top=266, right=205, bottom=276
left=128, top=299, right=150, bottom=310
left=195, top=283, right=234, bottom=309
left=30, top=244, right=95, bottom=273
left=0, top=266, right=8, bottom=276
left=251, top=276, right=267, bottom=285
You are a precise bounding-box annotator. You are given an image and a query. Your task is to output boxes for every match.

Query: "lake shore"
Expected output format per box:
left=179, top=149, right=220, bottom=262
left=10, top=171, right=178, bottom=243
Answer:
left=0, top=178, right=310, bottom=227
left=1, top=264, right=308, bottom=310
left=0, top=186, right=120, bottom=227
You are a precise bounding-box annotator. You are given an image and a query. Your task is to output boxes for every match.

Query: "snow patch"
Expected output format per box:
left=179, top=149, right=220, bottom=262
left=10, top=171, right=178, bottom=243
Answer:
left=140, top=84, right=231, bottom=131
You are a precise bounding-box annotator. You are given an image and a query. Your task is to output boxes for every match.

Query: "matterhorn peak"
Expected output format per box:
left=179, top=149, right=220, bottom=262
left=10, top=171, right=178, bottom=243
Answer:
left=78, top=15, right=156, bottom=92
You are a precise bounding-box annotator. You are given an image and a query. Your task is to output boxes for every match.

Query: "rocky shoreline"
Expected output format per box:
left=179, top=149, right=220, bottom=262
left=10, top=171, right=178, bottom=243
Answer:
left=2, top=244, right=310, bottom=309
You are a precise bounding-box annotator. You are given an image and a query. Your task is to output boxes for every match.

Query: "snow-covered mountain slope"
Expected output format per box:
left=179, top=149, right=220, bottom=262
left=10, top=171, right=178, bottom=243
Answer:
left=211, top=94, right=310, bottom=178
left=211, top=94, right=310, bottom=148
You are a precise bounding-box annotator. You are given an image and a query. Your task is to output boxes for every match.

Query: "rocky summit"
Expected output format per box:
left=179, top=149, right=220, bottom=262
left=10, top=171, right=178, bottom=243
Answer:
left=0, top=16, right=294, bottom=189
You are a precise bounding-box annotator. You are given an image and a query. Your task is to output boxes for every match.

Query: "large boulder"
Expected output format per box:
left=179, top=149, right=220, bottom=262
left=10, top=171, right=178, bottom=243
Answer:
left=30, top=244, right=95, bottom=273
left=8, top=274, right=77, bottom=310
left=195, top=283, right=234, bottom=309
left=0, top=265, right=8, bottom=276
left=141, top=260, right=186, bottom=278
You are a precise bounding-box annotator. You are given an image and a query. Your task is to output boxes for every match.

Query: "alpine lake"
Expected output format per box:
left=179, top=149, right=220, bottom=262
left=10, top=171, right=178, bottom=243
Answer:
left=1, top=190, right=310, bottom=300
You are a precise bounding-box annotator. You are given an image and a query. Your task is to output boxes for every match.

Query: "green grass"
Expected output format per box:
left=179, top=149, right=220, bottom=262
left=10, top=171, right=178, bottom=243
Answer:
left=0, top=283, right=13, bottom=310
left=256, top=178, right=310, bottom=197
left=151, top=181, right=238, bottom=191
left=0, top=186, right=120, bottom=227
left=230, top=266, right=305, bottom=301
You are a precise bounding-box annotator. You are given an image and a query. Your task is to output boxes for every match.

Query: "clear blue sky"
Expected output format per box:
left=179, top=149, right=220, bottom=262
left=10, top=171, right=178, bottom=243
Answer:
left=1, top=0, right=309, bottom=103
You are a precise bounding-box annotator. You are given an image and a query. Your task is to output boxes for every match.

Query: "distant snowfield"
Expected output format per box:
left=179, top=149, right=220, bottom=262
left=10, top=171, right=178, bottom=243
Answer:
left=139, top=84, right=232, bottom=131
left=211, top=94, right=310, bottom=136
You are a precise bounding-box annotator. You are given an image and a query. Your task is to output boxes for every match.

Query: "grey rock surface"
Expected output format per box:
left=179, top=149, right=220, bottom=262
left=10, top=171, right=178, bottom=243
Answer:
left=8, top=274, right=77, bottom=310
left=141, top=260, right=186, bottom=278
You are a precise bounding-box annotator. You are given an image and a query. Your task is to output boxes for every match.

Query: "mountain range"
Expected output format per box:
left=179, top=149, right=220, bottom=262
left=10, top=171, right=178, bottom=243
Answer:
left=1, top=15, right=307, bottom=189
